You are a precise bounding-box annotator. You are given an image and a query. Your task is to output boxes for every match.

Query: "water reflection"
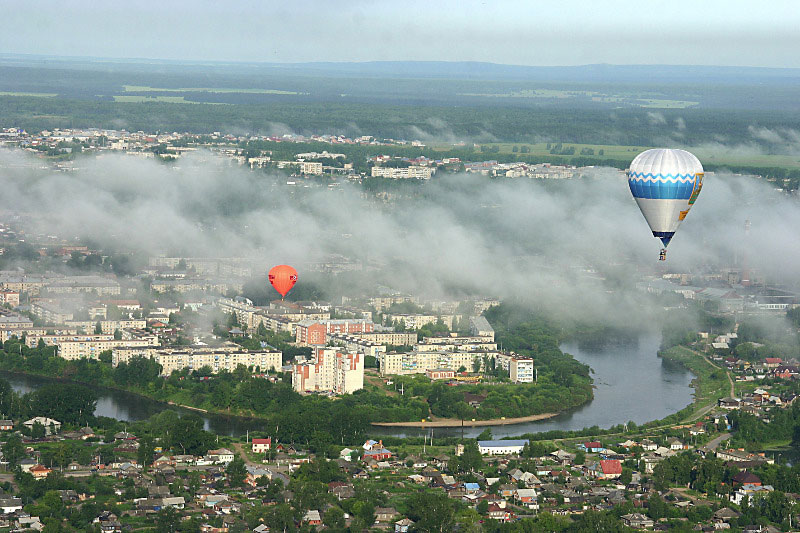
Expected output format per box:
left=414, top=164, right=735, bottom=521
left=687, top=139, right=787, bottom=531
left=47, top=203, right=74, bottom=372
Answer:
left=1, top=333, right=693, bottom=439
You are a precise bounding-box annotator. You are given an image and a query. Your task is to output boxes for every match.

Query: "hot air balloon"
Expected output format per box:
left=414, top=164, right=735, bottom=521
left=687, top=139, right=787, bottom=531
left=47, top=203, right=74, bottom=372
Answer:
left=268, top=265, right=298, bottom=300
left=628, top=148, right=704, bottom=261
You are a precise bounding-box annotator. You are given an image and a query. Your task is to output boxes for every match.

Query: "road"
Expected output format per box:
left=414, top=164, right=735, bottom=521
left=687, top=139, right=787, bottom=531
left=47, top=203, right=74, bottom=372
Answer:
left=694, top=349, right=735, bottom=398
left=703, top=432, right=732, bottom=452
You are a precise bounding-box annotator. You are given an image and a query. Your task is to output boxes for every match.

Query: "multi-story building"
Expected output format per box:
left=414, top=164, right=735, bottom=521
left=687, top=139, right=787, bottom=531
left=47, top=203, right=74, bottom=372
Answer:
left=0, top=290, right=20, bottom=307
left=154, top=349, right=282, bottom=376
left=300, top=161, right=323, bottom=175
left=0, top=309, right=34, bottom=329
left=112, top=345, right=281, bottom=376
left=469, top=316, right=495, bottom=340
left=292, top=347, right=364, bottom=395
left=510, top=357, right=535, bottom=383
left=0, top=275, right=46, bottom=295
left=327, top=333, right=386, bottom=358
left=416, top=335, right=497, bottom=353
left=57, top=333, right=158, bottom=360
left=378, top=349, right=496, bottom=376
left=295, top=319, right=374, bottom=346
left=45, top=275, right=121, bottom=295
left=0, top=327, right=78, bottom=343
left=354, top=331, right=418, bottom=346
left=30, top=302, right=73, bottom=324
left=370, top=166, right=434, bottom=179
left=64, top=319, right=147, bottom=334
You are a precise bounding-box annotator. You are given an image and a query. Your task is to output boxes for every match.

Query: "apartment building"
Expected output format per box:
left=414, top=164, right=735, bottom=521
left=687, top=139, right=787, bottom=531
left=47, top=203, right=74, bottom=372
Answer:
left=65, top=319, right=146, bottom=334
left=378, top=350, right=495, bottom=376
left=31, top=302, right=73, bottom=324
left=370, top=166, right=434, bottom=179
left=58, top=335, right=157, bottom=360
left=112, top=345, right=281, bottom=376
left=0, top=309, right=34, bottom=329
left=327, top=333, right=386, bottom=358
left=354, top=331, right=418, bottom=346
left=155, top=349, right=282, bottom=376
left=45, top=275, right=121, bottom=296
left=416, top=334, right=498, bottom=353
left=0, top=327, right=78, bottom=343
left=510, top=357, right=535, bottom=383
left=0, top=290, right=20, bottom=307
left=292, top=347, right=364, bottom=395
left=295, top=319, right=374, bottom=346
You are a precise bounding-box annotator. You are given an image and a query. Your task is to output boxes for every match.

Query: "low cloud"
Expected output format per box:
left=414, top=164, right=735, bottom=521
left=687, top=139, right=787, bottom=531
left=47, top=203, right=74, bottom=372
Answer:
left=0, top=148, right=797, bottom=328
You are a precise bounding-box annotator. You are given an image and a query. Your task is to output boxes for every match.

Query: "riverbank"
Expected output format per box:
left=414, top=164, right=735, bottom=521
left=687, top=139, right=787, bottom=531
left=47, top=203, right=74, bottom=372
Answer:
left=658, top=345, right=731, bottom=423
left=372, top=412, right=559, bottom=428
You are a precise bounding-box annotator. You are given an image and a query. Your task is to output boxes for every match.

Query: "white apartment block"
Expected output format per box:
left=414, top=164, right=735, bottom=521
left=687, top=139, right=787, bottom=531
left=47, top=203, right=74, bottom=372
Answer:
left=292, top=347, right=364, bottom=395
left=300, top=161, right=323, bottom=175
left=370, top=166, right=434, bottom=179
left=65, top=319, right=147, bottom=334
left=58, top=337, right=156, bottom=360
left=386, top=314, right=457, bottom=330
left=378, top=350, right=496, bottom=376
left=510, top=357, right=535, bottom=383
left=155, top=350, right=282, bottom=376
left=327, top=333, right=386, bottom=358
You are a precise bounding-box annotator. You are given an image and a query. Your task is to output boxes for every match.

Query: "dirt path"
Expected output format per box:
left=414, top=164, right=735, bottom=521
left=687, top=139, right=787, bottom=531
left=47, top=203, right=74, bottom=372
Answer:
left=232, top=442, right=259, bottom=466
left=371, top=412, right=558, bottom=428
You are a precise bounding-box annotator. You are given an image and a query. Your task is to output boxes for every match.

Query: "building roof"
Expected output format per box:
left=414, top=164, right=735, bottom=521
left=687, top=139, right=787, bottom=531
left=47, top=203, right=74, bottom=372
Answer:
left=600, top=460, right=623, bottom=475
left=478, top=440, right=529, bottom=447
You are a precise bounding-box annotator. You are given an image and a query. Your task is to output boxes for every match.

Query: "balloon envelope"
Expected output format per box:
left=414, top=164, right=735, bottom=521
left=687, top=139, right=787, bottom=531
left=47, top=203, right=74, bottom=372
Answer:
left=268, top=265, right=298, bottom=298
left=628, top=148, right=704, bottom=248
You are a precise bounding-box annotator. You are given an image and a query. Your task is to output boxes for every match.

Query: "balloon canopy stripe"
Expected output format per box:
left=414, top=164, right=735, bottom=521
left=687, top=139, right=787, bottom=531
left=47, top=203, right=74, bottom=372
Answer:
left=628, top=178, right=695, bottom=200
left=627, top=171, right=697, bottom=182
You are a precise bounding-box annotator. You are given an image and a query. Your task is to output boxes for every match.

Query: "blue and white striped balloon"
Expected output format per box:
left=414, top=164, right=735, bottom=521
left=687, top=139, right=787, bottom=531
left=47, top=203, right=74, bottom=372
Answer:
left=628, top=148, right=704, bottom=257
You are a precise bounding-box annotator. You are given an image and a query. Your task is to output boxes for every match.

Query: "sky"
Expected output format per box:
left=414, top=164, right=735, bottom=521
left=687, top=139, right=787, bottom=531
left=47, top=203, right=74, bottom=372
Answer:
left=2, top=0, right=799, bottom=68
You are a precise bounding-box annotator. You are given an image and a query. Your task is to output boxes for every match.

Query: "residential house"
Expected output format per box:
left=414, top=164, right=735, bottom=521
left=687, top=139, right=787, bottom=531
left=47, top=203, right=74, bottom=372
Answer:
left=30, top=464, right=52, bottom=479
left=581, top=441, right=604, bottom=453
left=207, top=448, right=235, bottom=464
left=395, top=518, right=414, bottom=532
left=375, top=507, right=399, bottom=523
left=597, top=460, right=622, bottom=480
left=303, top=509, right=322, bottom=526
left=621, top=513, right=654, bottom=529
left=23, top=417, right=61, bottom=435
left=514, top=488, right=539, bottom=510
left=251, top=438, right=271, bottom=453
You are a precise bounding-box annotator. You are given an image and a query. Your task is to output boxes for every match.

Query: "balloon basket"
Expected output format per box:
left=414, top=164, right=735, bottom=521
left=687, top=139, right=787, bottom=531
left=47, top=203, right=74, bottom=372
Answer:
left=658, top=249, right=667, bottom=261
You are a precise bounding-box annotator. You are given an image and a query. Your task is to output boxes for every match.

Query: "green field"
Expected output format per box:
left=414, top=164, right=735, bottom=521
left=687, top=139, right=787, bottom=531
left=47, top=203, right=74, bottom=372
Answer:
left=123, top=85, right=300, bottom=95
left=113, top=95, right=195, bottom=103
left=0, top=91, right=57, bottom=97
left=451, top=142, right=800, bottom=170
left=460, top=89, right=698, bottom=108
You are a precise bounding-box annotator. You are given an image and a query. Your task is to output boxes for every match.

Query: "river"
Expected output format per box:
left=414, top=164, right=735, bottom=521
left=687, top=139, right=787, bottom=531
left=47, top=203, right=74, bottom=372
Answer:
left=1, top=332, right=695, bottom=439
left=376, top=332, right=695, bottom=438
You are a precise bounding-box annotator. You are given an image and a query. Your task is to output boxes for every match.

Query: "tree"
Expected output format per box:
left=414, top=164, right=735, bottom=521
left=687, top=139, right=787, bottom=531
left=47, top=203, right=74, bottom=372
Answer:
left=406, top=491, right=455, bottom=532
left=323, top=507, right=345, bottom=529
left=155, top=507, right=180, bottom=533
left=31, top=421, right=46, bottom=439
left=574, top=450, right=585, bottom=465
left=2, top=434, right=25, bottom=468
left=226, top=457, right=247, bottom=487
left=94, top=321, right=102, bottom=334
left=476, top=499, right=489, bottom=515
left=29, top=383, right=97, bottom=426
left=138, top=437, right=155, bottom=469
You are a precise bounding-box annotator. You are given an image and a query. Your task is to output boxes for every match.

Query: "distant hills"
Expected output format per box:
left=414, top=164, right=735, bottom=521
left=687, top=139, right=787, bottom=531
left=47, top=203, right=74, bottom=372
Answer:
left=3, top=54, right=800, bottom=84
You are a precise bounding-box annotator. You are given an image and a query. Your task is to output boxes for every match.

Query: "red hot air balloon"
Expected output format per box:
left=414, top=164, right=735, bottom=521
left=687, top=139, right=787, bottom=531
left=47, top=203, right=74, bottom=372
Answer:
left=268, top=265, right=298, bottom=300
